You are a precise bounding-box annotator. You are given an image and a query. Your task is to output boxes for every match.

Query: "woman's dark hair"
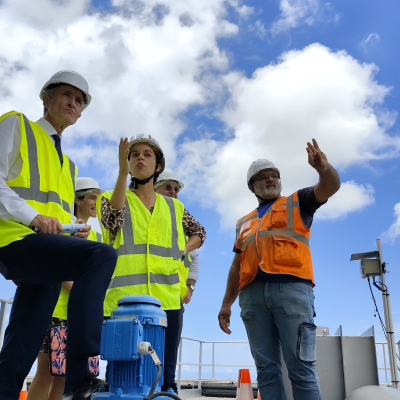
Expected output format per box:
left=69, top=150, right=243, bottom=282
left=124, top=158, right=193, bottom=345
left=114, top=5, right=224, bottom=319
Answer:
left=73, top=194, right=86, bottom=217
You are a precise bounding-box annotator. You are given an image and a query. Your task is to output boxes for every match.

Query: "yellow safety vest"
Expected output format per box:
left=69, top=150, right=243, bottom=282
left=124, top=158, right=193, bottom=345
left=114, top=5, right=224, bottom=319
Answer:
left=0, top=111, right=77, bottom=248
left=52, top=229, right=102, bottom=320
left=98, top=190, right=186, bottom=316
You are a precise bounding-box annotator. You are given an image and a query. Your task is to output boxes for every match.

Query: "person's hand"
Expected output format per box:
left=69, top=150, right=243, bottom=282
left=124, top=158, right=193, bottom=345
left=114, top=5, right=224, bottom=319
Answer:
left=72, top=219, right=91, bottom=239
left=218, top=303, right=232, bottom=334
left=119, top=137, right=130, bottom=176
left=30, top=214, right=63, bottom=234
left=183, top=289, right=192, bottom=304
left=306, top=138, right=328, bottom=171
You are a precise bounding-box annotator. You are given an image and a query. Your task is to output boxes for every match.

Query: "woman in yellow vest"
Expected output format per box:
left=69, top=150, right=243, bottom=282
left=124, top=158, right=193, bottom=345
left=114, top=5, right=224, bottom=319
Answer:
left=27, top=177, right=103, bottom=400
left=98, top=134, right=206, bottom=394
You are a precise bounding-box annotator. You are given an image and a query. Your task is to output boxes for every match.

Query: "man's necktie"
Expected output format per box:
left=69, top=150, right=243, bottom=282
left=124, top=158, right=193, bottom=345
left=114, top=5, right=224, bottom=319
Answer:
left=51, top=134, right=63, bottom=166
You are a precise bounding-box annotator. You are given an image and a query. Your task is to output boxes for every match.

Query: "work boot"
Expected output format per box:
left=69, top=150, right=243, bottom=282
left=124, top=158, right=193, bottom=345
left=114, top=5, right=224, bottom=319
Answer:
left=61, top=375, right=105, bottom=400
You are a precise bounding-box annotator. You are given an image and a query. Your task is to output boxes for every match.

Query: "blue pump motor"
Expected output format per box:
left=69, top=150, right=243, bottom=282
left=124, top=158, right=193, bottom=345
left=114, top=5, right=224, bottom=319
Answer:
left=93, top=295, right=167, bottom=399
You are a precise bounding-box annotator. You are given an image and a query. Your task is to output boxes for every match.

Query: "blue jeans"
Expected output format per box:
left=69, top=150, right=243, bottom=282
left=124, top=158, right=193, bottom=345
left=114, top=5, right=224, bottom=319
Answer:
left=239, top=281, right=322, bottom=400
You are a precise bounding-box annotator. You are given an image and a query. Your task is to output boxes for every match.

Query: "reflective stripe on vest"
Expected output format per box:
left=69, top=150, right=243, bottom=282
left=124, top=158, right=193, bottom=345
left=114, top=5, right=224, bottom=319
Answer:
left=237, top=193, right=314, bottom=289
left=11, top=116, right=75, bottom=214
left=109, top=272, right=179, bottom=289
left=115, top=196, right=183, bottom=260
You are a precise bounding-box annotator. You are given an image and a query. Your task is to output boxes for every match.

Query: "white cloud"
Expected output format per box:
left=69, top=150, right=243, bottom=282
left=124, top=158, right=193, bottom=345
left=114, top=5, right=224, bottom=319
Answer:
left=382, top=203, right=400, bottom=243
left=178, top=43, right=399, bottom=229
left=228, top=0, right=254, bottom=19
left=271, top=0, right=339, bottom=35
left=361, top=33, right=381, bottom=50
left=315, top=181, right=375, bottom=220
left=0, top=0, right=239, bottom=185
left=253, top=20, right=267, bottom=39
left=0, top=3, right=397, bottom=231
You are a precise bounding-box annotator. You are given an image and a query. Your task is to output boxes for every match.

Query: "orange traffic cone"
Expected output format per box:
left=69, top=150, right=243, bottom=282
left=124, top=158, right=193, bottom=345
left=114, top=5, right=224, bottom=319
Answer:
left=238, top=369, right=253, bottom=400
left=19, top=379, right=27, bottom=400
left=257, top=390, right=261, bottom=400
left=236, top=369, right=242, bottom=399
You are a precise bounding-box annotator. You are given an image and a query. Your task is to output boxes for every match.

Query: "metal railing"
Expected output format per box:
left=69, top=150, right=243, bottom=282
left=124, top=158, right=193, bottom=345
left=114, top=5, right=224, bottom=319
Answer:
left=177, top=337, right=256, bottom=390
left=0, top=299, right=12, bottom=348
left=0, top=299, right=399, bottom=387
left=376, top=341, right=400, bottom=384
left=177, top=336, right=400, bottom=390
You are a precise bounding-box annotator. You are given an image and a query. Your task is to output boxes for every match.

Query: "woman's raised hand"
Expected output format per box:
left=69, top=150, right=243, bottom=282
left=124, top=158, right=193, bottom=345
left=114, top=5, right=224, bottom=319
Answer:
left=119, top=137, right=130, bottom=176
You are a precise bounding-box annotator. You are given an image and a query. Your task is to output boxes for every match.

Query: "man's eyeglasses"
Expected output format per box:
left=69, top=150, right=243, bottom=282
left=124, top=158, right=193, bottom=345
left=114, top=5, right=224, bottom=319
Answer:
left=254, top=173, right=280, bottom=182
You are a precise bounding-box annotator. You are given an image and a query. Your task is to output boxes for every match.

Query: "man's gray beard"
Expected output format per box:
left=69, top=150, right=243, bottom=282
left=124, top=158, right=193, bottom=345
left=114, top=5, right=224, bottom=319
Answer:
left=254, top=181, right=282, bottom=198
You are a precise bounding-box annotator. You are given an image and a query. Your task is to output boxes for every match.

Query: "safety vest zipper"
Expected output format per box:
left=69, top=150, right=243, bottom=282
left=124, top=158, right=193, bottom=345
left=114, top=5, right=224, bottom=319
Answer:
left=255, top=218, right=262, bottom=263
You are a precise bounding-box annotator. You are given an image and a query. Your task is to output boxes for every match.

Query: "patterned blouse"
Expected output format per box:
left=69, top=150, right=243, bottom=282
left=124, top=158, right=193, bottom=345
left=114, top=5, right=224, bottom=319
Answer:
left=100, top=193, right=206, bottom=246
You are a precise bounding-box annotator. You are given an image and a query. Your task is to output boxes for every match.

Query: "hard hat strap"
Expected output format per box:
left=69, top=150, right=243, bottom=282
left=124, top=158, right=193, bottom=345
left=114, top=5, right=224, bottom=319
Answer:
left=131, top=173, right=155, bottom=189
left=131, top=164, right=162, bottom=189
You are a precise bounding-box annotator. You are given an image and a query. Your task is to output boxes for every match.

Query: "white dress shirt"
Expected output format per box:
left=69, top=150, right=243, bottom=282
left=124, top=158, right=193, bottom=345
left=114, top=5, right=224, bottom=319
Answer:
left=188, top=248, right=199, bottom=282
left=0, top=115, right=61, bottom=226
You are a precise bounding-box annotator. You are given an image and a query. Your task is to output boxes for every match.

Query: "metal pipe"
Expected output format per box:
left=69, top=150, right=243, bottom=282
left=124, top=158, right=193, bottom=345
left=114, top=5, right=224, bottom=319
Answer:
left=177, top=337, right=183, bottom=391
left=212, top=342, right=215, bottom=379
left=0, top=300, right=12, bottom=348
left=377, top=239, right=399, bottom=388
left=198, top=342, right=203, bottom=390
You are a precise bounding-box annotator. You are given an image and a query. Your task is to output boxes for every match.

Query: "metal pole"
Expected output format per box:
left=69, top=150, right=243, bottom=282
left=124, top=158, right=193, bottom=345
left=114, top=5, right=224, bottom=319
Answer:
left=177, top=337, right=183, bottom=391
left=377, top=239, right=399, bottom=388
left=198, top=342, right=203, bottom=390
left=212, top=342, right=215, bottom=379
left=0, top=301, right=9, bottom=348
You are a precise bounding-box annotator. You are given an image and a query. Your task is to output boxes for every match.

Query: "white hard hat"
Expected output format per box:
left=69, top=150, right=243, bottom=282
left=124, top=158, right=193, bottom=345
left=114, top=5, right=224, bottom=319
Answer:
left=129, top=134, right=165, bottom=175
left=247, top=159, right=280, bottom=186
left=75, top=177, right=104, bottom=195
left=156, top=168, right=184, bottom=190
left=39, top=70, right=91, bottom=110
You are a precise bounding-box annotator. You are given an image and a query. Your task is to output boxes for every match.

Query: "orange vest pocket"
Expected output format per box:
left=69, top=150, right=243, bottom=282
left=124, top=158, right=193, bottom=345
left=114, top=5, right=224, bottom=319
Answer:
left=272, top=235, right=303, bottom=267
left=271, top=205, right=287, bottom=229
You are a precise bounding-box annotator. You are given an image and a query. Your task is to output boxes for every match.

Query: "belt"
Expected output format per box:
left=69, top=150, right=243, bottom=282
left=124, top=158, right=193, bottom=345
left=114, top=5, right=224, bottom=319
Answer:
left=289, top=276, right=313, bottom=287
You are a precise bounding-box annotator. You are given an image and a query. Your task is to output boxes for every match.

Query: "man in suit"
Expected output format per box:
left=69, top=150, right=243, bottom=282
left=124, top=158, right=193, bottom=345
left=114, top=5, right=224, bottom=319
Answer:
left=0, top=71, right=117, bottom=400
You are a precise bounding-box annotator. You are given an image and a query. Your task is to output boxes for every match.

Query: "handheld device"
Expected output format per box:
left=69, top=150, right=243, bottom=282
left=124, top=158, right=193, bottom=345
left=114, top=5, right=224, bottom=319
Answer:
left=34, top=223, right=85, bottom=233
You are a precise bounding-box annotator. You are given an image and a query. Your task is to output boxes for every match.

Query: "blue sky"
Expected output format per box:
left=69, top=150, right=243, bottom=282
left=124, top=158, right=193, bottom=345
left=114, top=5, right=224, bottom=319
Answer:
left=1, top=0, right=400, bottom=381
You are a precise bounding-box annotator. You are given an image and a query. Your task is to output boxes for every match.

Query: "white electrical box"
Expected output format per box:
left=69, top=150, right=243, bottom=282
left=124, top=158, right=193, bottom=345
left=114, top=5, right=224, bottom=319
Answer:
left=360, top=259, right=381, bottom=279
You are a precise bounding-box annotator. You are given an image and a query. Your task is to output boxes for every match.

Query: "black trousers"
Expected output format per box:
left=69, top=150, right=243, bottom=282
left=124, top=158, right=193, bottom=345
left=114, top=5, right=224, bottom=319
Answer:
left=0, top=233, right=117, bottom=400
left=162, top=306, right=184, bottom=393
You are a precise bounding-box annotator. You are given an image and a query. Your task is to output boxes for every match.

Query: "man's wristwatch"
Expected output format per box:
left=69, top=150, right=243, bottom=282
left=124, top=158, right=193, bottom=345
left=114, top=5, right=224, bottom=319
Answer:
left=186, top=284, right=195, bottom=291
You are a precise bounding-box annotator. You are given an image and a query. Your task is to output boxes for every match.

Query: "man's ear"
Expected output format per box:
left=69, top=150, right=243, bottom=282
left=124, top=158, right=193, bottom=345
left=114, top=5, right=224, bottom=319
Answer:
left=249, top=182, right=255, bottom=193
left=156, top=164, right=161, bottom=173
left=43, top=95, right=49, bottom=109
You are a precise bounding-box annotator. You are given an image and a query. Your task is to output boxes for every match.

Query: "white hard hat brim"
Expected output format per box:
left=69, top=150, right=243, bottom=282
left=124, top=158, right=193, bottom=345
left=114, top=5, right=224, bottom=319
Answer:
left=39, top=71, right=92, bottom=110
left=157, top=179, right=184, bottom=190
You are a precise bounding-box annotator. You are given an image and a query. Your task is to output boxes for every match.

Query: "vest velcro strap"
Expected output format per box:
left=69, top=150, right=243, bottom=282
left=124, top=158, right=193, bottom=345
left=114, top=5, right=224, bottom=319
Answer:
left=150, top=273, right=179, bottom=285
left=108, top=272, right=179, bottom=289
left=12, top=187, right=71, bottom=213
left=149, top=244, right=183, bottom=259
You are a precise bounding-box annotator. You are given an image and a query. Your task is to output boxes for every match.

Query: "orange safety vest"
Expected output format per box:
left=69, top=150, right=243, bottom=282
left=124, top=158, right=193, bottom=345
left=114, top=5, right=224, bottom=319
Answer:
left=235, top=192, right=314, bottom=290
